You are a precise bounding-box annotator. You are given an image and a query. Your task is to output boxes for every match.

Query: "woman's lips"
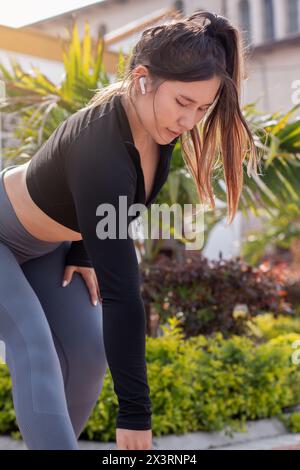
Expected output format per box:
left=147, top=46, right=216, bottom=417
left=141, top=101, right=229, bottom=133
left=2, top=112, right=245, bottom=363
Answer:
left=167, top=128, right=181, bottom=137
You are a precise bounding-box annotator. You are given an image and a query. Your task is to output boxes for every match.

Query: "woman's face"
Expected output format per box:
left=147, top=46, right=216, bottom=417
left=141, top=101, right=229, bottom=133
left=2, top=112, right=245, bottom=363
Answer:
left=134, top=72, right=222, bottom=145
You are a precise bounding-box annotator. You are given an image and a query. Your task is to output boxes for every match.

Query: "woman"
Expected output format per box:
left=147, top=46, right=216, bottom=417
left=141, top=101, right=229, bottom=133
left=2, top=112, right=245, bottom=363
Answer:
left=0, top=10, right=258, bottom=450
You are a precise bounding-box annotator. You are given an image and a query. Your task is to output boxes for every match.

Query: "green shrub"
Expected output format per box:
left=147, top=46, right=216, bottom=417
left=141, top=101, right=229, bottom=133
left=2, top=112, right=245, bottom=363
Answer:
left=0, top=367, right=18, bottom=436
left=140, top=252, right=290, bottom=338
left=1, top=318, right=300, bottom=442
left=251, top=313, right=300, bottom=340
left=281, top=412, right=300, bottom=433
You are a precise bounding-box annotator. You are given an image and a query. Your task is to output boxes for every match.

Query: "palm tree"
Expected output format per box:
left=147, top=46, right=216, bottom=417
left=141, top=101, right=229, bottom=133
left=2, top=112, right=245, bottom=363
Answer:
left=223, top=102, right=300, bottom=265
left=0, top=21, right=111, bottom=163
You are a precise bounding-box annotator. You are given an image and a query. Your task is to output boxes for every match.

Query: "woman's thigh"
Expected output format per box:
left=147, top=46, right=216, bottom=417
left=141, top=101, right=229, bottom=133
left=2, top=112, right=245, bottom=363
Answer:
left=0, top=241, right=70, bottom=416
left=20, top=241, right=108, bottom=406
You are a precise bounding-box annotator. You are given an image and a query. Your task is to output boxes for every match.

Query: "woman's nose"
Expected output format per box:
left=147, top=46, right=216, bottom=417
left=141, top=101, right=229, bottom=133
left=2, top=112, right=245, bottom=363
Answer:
left=179, top=111, right=205, bottom=131
left=178, top=119, right=195, bottom=132
left=179, top=112, right=199, bottom=131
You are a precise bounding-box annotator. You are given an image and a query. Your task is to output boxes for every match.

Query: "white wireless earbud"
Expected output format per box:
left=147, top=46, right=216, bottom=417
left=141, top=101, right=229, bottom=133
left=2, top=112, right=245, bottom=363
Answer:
left=139, top=76, right=146, bottom=95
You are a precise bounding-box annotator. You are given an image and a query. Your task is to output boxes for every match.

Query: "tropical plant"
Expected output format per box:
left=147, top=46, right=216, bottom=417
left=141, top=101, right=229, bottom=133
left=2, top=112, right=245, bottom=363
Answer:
left=214, top=101, right=300, bottom=217
left=0, top=20, right=112, bottom=163
left=239, top=102, right=300, bottom=264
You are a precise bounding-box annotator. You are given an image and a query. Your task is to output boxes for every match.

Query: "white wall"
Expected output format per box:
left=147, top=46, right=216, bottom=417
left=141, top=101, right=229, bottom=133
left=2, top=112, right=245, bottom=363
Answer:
left=0, top=342, right=5, bottom=365
left=203, top=207, right=242, bottom=260
left=242, top=44, right=300, bottom=116
left=30, top=0, right=175, bottom=39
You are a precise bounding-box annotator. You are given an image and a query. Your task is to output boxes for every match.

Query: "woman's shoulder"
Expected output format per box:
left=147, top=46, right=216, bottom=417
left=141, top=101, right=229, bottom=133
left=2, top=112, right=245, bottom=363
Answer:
left=63, top=97, right=116, bottom=142
left=54, top=95, right=125, bottom=162
left=63, top=95, right=138, bottom=178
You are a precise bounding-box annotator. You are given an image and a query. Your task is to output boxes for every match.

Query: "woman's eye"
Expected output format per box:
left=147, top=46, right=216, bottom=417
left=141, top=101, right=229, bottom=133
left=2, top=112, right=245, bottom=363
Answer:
left=176, top=99, right=209, bottom=112
left=176, top=99, right=186, bottom=107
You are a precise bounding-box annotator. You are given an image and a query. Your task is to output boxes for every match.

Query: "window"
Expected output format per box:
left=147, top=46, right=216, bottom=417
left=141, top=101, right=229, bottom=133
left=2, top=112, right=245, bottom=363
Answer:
left=287, top=0, right=299, bottom=33
left=238, top=0, right=252, bottom=44
left=263, top=0, right=275, bottom=41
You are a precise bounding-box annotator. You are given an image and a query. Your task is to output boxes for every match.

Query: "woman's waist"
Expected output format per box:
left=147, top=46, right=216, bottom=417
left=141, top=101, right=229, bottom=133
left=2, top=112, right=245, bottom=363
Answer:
left=2, top=163, right=82, bottom=243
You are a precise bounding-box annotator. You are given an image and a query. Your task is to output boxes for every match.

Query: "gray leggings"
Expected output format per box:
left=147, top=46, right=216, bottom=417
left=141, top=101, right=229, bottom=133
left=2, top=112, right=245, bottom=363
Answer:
left=0, top=165, right=108, bottom=450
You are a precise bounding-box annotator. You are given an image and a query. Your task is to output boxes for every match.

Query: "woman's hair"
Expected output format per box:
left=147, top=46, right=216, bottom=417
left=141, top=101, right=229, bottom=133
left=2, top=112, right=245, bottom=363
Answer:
left=86, top=10, right=258, bottom=224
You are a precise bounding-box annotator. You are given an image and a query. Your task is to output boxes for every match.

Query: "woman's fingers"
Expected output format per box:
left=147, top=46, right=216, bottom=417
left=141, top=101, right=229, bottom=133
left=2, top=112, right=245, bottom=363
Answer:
left=81, top=269, right=100, bottom=306
left=62, top=265, right=76, bottom=287
left=62, top=266, right=102, bottom=307
left=92, top=272, right=102, bottom=301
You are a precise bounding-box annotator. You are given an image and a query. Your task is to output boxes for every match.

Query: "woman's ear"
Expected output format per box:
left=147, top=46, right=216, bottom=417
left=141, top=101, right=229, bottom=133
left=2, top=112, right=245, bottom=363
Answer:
left=132, top=65, right=151, bottom=92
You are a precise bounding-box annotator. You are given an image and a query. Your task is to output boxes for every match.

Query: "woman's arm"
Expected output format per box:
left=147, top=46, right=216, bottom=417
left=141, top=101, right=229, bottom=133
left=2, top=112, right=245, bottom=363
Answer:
left=65, top=240, right=93, bottom=268
left=64, top=129, right=152, bottom=431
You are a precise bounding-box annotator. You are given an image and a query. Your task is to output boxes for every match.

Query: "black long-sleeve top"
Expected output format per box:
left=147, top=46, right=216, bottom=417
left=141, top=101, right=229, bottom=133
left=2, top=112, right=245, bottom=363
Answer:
left=25, top=92, right=178, bottom=430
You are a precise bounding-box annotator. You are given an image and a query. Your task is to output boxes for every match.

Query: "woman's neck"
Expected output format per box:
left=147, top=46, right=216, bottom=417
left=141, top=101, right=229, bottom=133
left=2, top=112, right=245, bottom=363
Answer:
left=120, top=94, right=156, bottom=151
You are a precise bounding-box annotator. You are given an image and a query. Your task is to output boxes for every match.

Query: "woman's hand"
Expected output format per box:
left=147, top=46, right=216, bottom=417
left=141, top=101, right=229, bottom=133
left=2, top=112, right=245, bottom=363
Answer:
left=116, top=428, right=152, bottom=450
left=62, top=265, right=102, bottom=306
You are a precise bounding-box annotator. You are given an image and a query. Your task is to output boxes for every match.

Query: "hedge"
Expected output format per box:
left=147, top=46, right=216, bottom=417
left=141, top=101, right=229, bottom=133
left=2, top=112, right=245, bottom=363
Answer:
left=1, top=316, right=300, bottom=442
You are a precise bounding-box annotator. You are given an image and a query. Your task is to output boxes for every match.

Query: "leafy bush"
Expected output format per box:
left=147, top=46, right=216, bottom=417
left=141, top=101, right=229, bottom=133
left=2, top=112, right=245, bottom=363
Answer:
left=251, top=313, right=300, bottom=340
left=0, top=368, right=18, bottom=437
left=1, top=318, right=300, bottom=442
left=281, top=412, right=300, bottom=433
left=141, top=252, right=290, bottom=338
